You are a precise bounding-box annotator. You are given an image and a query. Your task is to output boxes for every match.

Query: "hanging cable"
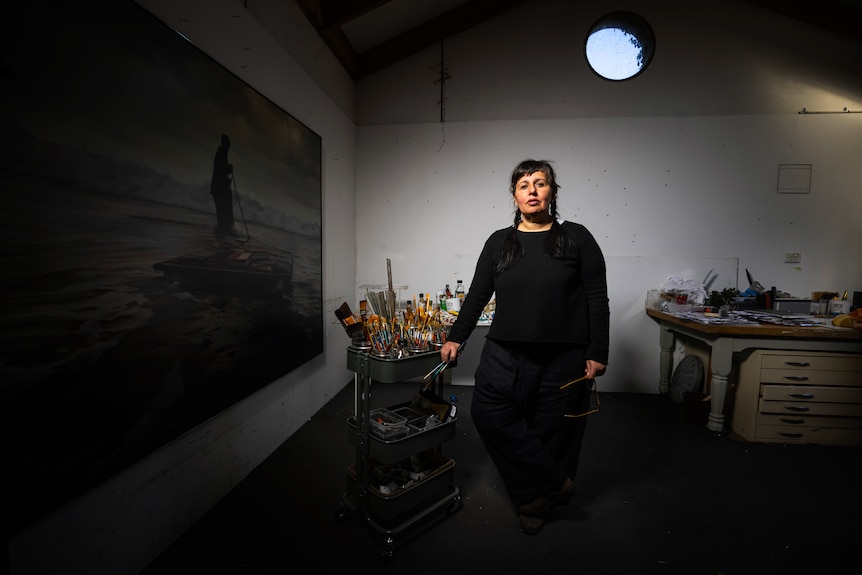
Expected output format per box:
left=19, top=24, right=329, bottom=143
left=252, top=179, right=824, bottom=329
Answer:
left=432, top=40, right=451, bottom=151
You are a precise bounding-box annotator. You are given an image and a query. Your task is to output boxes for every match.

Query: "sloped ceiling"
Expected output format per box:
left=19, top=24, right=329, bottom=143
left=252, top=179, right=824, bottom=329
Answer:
left=295, top=0, right=862, bottom=81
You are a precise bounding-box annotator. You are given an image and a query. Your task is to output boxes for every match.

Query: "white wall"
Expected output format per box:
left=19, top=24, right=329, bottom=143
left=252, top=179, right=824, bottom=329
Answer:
left=353, top=0, right=862, bottom=393
left=7, top=1, right=358, bottom=574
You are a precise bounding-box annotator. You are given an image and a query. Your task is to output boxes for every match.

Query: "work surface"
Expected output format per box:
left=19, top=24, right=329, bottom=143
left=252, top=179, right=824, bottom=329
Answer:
left=645, top=308, right=862, bottom=433
left=646, top=308, right=862, bottom=340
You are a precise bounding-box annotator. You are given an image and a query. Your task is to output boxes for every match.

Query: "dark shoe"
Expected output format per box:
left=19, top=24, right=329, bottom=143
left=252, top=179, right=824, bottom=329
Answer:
left=517, top=477, right=575, bottom=517
left=519, top=513, right=544, bottom=535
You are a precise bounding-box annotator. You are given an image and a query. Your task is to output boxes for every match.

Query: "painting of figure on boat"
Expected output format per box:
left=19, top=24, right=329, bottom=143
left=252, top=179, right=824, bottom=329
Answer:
left=0, top=0, right=323, bottom=531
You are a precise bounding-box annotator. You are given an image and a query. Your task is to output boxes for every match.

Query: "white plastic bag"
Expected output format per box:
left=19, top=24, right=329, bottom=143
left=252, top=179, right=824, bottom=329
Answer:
left=661, top=275, right=707, bottom=306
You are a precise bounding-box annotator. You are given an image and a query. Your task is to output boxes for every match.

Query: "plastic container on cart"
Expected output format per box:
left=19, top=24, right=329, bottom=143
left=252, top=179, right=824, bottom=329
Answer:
left=407, top=416, right=441, bottom=432
left=391, top=406, right=441, bottom=433
left=347, top=404, right=456, bottom=462
left=346, top=450, right=455, bottom=525
left=390, top=405, right=429, bottom=422
left=369, top=408, right=409, bottom=440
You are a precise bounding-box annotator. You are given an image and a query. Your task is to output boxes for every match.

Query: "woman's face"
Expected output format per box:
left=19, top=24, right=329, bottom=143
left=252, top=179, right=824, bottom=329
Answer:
left=513, top=170, right=553, bottom=218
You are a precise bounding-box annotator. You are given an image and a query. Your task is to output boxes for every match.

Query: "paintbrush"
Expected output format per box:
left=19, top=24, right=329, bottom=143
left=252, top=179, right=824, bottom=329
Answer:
left=335, top=301, right=369, bottom=341
left=559, top=374, right=590, bottom=390
left=386, top=258, right=397, bottom=320
left=334, top=301, right=353, bottom=327
left=421, top=341, right=466, bottom=389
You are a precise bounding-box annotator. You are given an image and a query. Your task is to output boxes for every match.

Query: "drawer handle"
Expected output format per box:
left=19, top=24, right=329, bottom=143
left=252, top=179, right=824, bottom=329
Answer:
left=783, top=361, right=810, bottom=367
left=778, top=418, right=806, bottom=425
left=783, top=376, right=809, bottom=382
left=778, top=432, right=804, bottom=438
left=787, top=393, right=814, bottom=399
left=783, top=405, right=810, bottom=412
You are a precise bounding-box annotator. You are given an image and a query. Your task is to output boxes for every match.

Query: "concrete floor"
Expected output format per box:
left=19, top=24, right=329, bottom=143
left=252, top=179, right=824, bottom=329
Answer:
left=141, top=382, right=862, bottom=574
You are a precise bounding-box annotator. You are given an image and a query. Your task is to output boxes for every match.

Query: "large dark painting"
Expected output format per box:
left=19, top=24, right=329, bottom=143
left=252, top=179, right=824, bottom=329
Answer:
left=0, top=0, right=323, bottom=532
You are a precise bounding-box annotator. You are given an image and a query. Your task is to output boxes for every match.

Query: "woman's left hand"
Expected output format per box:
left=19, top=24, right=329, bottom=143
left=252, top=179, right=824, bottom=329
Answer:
left=585, top=360, right=606, bottom=379
left=440, top=340, right=462, bottom=363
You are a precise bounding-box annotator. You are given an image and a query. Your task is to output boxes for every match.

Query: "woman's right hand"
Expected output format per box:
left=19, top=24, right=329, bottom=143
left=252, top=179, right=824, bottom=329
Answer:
left=440, top=340, right=462, bottom=363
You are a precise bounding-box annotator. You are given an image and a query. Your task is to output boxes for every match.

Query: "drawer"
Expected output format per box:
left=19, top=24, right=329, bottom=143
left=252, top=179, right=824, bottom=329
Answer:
left=754, top=424, right=862, bottom=445
left=761, top=353, right=862, bottom=372
left=756, top=413, right=862, bottom=429
left=760, top=368, right=862, bottom=386
left=760, top=384, right=862, bottom=403
left=759, top=398, right=862, bottom=417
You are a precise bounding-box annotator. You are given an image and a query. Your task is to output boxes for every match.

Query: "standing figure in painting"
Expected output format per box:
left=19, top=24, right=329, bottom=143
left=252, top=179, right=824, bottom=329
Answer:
left=210, top=133, right=235, bottom=236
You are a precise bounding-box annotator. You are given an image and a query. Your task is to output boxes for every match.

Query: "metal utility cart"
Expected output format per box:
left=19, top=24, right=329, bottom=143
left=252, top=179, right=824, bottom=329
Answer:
left=337, top=347, right=461, bottom=562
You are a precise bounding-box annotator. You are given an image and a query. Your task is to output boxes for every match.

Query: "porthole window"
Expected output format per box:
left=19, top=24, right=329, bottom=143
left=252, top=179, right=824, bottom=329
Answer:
left=585, top=11, right=655, bottom=81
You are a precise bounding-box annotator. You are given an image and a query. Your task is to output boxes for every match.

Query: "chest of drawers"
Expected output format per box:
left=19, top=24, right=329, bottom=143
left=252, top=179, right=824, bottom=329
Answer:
left=730, top=350, right=862, bottom=445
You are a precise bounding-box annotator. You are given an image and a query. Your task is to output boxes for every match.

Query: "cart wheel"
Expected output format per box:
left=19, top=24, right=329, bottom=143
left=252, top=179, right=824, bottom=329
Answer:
left=447, top=495, right=462, bottom=514
left=381, top=538, right=394, bottom=563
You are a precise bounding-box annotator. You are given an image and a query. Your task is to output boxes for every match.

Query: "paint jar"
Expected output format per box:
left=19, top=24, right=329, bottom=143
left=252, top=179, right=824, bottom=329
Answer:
left=407, top=343, right=429, bottom=354
left=829, top=299, right=851, bottom=316
left=350, top=338, right=372, bottom=352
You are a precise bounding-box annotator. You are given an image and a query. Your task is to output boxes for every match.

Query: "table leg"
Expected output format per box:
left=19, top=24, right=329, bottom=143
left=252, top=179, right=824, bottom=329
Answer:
left=658, top=325, right=674, bottom=394
left=707, top=338, right=733, bottom=433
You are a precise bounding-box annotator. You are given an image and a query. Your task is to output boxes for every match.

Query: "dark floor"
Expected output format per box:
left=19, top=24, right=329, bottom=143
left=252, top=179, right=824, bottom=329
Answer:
left=141, top=381, right=862, bottom=574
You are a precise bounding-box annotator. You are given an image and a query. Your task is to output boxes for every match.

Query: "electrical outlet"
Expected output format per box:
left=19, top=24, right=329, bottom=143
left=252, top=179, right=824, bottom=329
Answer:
left=785, top=252, right=801, bottom=263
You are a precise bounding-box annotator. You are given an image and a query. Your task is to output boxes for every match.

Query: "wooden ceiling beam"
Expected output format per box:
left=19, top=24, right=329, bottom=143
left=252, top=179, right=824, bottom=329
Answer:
left=354, top=0, right=531, bottom=80
left=743, top=0, right=862, bottom=41
left=295, top=0, right=391, bottom=30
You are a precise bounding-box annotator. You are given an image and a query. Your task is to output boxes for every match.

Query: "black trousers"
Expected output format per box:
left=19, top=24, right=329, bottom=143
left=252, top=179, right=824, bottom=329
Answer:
left=470, top=338, right=592, bottom=507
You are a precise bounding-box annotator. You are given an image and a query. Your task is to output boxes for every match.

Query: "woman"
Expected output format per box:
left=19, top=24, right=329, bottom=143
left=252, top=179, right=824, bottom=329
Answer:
left=439, top=159, right=610, bottom=534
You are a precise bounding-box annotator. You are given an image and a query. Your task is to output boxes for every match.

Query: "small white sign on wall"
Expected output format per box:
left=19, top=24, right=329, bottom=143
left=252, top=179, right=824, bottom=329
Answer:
left=777, top=163, right=812, bottom=194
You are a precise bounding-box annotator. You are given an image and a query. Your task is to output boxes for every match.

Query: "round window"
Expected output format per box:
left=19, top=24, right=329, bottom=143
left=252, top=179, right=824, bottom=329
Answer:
left=585, top=11, right=655, bottom=81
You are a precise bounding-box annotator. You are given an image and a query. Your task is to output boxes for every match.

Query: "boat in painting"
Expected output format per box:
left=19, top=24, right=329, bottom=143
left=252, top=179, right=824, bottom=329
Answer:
left=153, top=237, right=293, bottom=298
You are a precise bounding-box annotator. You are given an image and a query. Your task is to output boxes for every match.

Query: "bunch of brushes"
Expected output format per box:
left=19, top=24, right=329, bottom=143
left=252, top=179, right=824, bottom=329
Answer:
left=365, top=314, right=399, bottom=354
left=403, top=294, right=449, bottom=344
left=336, top=298, right=449, bottom=357
left=337, top=257, right=447, bottom=356
left=334, top=301, right=369, bottom=344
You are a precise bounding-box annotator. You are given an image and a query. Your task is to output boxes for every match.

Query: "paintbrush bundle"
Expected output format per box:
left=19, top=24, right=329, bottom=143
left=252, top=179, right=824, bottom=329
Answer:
left=365, top=290, right=399, bottom=321
left=337, top=254, right=451, bottom=356
left=334, top=301, right=369, bottom=343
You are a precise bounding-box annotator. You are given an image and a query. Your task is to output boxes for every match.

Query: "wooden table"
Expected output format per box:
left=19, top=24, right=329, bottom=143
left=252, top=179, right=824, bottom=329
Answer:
left=645, top=308, right=862, bottom=433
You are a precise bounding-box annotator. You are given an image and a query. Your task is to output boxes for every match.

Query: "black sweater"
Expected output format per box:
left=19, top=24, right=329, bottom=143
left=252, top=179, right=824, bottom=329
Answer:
left=447, top=220, right=610, bottom=365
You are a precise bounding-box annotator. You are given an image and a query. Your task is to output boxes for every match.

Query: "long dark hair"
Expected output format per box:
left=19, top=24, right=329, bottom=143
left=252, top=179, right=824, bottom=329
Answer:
left=495, top=159, right=571, bottom=272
